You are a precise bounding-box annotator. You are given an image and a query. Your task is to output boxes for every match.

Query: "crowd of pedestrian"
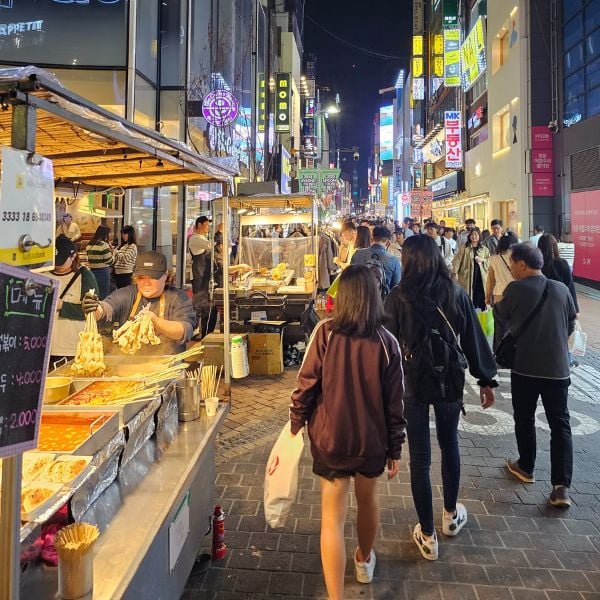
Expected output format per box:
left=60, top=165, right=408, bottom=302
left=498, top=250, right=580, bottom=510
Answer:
left=292, top=213, right=581, bottom=599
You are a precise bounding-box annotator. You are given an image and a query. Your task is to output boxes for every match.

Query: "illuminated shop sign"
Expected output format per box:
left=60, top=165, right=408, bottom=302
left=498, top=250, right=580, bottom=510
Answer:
left=379, top=105, right=394, bottom=161
left=413, top=78, right=425, bottom=100
left=443, top=0, right=458, bottom=27
left=202, top=90, right=239, bottom=127
left=444, top=111, right=463, bottom=168
left=275, top=72, right=291, bottom=133
left=257, top=73, right=266, bottom=133
left=412, top=34, right=425, bottom=101
left=461, top=17, right=487, bottom=91
left=444, top=28, right=461, bottom=87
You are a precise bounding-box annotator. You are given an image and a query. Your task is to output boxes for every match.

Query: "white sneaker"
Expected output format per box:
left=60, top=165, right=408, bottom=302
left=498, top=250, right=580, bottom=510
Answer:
left=354, top=547, right=376, bottom=584
left=442, top=503, right=468, bottom=537
left=413, top=524, right=438, bottom=561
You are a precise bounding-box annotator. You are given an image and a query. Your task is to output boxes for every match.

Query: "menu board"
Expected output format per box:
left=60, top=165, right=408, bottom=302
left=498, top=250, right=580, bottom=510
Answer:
left=0, top=264, right=57, bottom=458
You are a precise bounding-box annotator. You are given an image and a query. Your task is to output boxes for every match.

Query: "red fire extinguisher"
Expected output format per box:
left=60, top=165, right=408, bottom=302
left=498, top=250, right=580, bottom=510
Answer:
left=211, top=505, right=227, bottom=560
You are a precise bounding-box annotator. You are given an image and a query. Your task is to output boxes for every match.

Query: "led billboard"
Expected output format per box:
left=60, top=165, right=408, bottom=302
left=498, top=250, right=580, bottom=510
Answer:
left=380, top=104, right=394, bottom=161
left=461, top=17, right=487, bottom=91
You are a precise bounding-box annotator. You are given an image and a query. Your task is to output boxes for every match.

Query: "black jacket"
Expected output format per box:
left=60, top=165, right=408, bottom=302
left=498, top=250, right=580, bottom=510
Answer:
left=289, top=319, right=406, bottom=472
left=542, top=258, right=579, bottom=312
left=384, top=284, right=497, bottom=400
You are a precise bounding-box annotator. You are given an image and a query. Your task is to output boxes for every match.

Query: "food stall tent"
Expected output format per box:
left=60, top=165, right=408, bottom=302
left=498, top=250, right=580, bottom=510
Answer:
left=0, top=67, right=237, bottom=599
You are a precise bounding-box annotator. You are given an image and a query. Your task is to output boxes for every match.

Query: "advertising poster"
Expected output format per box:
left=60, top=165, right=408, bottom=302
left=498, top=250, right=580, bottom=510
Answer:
left=275, top=73, right=291, bottom=133
left=531, top=173, right=554, bottom=196
left=461, top=17, right=487, bottom=91
left=379, top=105, right=394, bottom=161
left=444, top=28, right=461, bottom=87
left=0, top=147, right=55, bottom=270
left=571, top=190, right=600, bottom=282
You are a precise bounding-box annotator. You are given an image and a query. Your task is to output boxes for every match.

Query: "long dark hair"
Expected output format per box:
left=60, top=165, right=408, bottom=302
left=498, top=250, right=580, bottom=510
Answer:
left=355, top=225, right=371, bottom=249
left=119, top=225, right=137, bottom=248
left=332, top=265, right=383, bottom=338
left=496, top=231, right=519, bottom=254
left=91, top=225, right=111, bottom=245
left=398, top=235, right=456, bottom=315
left=538, top=233, right=561, bottom=279
left=466, top=228, right=481, bottom=248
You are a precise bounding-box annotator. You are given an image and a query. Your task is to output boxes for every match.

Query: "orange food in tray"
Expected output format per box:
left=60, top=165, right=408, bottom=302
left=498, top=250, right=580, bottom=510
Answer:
left=62, top=380, right=142, bottom=406
left=38, top=414, right=110, bottom=452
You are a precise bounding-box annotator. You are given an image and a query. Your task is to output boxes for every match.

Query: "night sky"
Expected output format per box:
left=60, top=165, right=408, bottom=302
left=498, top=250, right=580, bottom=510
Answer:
left=303, top=0, right=412, bottom=196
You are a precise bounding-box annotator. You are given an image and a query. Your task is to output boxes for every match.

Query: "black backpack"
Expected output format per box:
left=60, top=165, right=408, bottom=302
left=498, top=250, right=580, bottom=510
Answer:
left=365, top=252, right=391, bottom=300
left=400, top=305, right=468, bottom=403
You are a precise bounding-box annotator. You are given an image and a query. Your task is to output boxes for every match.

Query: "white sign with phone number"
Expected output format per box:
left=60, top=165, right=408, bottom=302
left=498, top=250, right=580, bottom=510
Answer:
left=0, top=147, right=55, bottom=270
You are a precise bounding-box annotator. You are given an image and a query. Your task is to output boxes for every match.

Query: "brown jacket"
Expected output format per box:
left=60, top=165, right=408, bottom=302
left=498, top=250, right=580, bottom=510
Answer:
left=289, top=319, right=406, bottom=473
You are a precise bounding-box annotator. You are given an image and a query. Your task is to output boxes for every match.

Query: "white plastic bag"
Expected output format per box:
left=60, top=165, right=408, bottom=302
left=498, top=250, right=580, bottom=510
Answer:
left=264, top=421, right=304, bottom=528
left=569, top=320, right=588, bottom=357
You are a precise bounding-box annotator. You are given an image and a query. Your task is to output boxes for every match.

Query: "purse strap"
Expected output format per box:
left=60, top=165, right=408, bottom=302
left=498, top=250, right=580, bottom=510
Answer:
left=59, top=268, right=83, bottom=300
left=500, top=254, right=513, bottom=275
left=514, top=280, right=549, bottom=340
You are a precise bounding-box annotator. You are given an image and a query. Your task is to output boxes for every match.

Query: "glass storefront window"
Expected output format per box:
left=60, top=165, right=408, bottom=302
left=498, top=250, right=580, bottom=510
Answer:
left=50, top=69, right=126, bottom=117
left=160, top=90, right=183, bottom=140
left=587, top=84, right=600, bottom=117
left=136, top=0, right=159, bottom=83
left=586, top=0, right=600, bottom=34
left=160, top=0, right=187, bottom=87
left=134, top=76, right=157, bottom=129
left=564, top=43, right=585, bottom=76
left=587, top=29, right=600, bottom=61
left=130, top=188, right=155, bottom=253
left=156, top=187, right=179, bottom=271
left=564, top=0, right=583, bottom=25
left=564, top=14, right=583, bottom=52
left=586, top=58, right=600, bottom=90
left=564, top=94, right=585, bottom=123
left=565, top=70, right=585, bottom=103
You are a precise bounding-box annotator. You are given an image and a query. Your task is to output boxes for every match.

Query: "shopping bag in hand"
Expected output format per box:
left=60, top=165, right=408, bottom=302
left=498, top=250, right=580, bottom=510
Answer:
left=264, top=421, right=304, bottom=528
left=477, top=308, right=495, bottom=337
left=569, top=321, right=587, bottom=357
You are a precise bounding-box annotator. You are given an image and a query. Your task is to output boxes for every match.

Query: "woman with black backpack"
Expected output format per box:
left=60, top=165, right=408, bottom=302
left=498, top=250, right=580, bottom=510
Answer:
left=384, top=235, right=498, bottom=561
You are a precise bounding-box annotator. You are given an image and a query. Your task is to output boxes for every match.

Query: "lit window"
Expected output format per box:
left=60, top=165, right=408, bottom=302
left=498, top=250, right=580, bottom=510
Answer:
left=499, top=31, right=510, bottom=66
left=500, top=110, right=511, bottom=149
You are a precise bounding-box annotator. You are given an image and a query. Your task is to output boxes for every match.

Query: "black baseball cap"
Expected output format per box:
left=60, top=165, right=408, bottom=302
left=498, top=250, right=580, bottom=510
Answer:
left=135, top=251, right=168, bottom=279
left=425, top=222, right=439, bottom=229
left=55, top=235, right=76, bottom=266
left=195, top=215, right=212, bottom=226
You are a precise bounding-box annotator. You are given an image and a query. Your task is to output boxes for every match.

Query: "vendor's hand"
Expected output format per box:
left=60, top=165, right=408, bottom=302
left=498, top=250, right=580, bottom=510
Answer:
left=81, top=292, right=99, bottom=314
left=386, top=458, right=399, bottom=479
left=480, top=386, right=495, bottom=409
left=56, top=299, right=64, bottom=311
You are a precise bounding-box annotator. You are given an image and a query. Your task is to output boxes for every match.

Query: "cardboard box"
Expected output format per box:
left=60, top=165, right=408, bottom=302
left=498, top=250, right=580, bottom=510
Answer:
left=201, top=333, right=248, bottom=368
left=248, top=333, right=284, bottom=375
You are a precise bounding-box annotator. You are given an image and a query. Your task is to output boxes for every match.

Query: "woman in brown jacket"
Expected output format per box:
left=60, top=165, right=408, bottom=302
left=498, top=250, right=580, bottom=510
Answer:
left=290, top=265, right=405, bottom=599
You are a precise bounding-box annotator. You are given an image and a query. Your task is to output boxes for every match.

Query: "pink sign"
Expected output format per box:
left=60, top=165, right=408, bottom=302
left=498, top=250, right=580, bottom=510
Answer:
left=530, top=126, right=553, bottom=149
left=572, top=190, right=600, bottom=282
left=531, top=173, right=554, bottom=196
left=531, top=149, right=554, bottom=172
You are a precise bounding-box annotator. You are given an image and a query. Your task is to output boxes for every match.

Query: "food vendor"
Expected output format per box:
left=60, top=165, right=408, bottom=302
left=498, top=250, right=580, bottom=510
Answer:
left=82, top=251, right=196, bottom=354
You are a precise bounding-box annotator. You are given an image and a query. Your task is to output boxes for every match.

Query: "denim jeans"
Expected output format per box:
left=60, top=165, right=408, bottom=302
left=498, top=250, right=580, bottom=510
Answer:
left=91, top=267, right=111, bottom=300
left=511, top=373, right=572, bottom=487
left=405, top=400, right=462, bottom=536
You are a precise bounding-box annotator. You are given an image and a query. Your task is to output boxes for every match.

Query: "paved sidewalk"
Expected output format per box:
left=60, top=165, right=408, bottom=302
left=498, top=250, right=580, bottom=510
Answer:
left=185, top=296, right=600, bottom=599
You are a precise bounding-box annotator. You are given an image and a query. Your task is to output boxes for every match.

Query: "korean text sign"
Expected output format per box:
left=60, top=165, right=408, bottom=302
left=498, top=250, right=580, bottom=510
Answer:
left=0, top=265, right=57, bottom=457
left=444, top=111, right=463, bottom=169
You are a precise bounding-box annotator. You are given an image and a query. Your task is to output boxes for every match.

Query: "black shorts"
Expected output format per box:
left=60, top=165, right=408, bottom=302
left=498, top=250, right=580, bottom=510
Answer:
left=313, top=460, right=385, bottom=481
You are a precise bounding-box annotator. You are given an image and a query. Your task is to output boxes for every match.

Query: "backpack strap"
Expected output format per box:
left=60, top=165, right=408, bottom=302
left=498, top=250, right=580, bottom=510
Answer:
left=59, top=268, right=83, bottom=300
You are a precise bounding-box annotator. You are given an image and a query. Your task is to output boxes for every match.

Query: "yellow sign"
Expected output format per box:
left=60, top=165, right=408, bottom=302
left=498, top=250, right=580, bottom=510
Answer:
left=434, top=34, right=444, bottom=55
left=444, top=28, right=461, bottom=87
left=413, top=35, right=423, bottom=56
left=434, top=56, right=444, bottom=77
left=304, top=254, right=316, bottom=268
left=412, top=57, right=424, bottom=78
left=461, top=17, right=487, bottom=90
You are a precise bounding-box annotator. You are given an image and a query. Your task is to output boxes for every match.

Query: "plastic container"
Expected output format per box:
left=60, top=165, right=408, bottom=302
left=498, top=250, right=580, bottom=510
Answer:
left=230, top=335, right=249, bottom=379
left=204, top=397, right=219, bottom=417
left=175, top=379, right=200, bottom=422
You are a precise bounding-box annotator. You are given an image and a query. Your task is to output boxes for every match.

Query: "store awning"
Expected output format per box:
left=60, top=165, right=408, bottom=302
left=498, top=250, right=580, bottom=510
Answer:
left=229, top=194, right=314, bottom=211
left=0, top=67, right=238, bottom=189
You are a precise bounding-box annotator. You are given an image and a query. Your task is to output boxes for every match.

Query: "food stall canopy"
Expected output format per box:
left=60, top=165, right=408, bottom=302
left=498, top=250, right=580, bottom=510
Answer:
left=0, top=67, right=238, bottom=189
left=229, top=194, right=314, bottom=211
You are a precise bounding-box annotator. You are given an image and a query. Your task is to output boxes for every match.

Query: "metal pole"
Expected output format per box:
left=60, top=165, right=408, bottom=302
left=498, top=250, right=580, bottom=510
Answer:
left=250, top=0, right=259, bottom=182
left=222, top=184, right=231, bottom=400
left=263, top=0, right=275, bottom=181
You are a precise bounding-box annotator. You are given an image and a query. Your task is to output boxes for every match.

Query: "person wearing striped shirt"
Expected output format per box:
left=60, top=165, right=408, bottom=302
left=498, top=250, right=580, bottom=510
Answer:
left=86, top=225, right=114, bottom=299
left=114, top=225, right=138, bottom=288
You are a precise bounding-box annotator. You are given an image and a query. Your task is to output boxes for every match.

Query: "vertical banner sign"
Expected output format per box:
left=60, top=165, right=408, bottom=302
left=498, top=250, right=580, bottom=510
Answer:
left=413, top=0, right=425, bottom=33
left=257, top=73, right=266, bottom=133
left=443, top=0, right=459, bottom=26
left=0, top=147, right=55, bottom=270
left=530, top=126, right=555, bottom=196
left=297, top=168, right=340, bottom=195
left=279, top=145, right=292, bottom=194
left=0, top=265, right=57, bottom=457
left=444, top=111, right=463, bottom=168
left=444, top=28, right=461, bottom=87
left=275, top=73, right=291, bottom=133
left=572, top=191, right=600, bottom=282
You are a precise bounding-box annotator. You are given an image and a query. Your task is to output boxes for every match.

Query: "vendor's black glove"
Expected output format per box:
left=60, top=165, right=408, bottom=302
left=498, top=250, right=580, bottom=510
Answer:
left=82, top=292, right=99, bottom=314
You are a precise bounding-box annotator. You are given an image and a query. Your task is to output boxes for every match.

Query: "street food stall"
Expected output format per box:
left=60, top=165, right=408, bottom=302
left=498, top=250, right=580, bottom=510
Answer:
left=215, top=193, right=318, bottom=345
left=0, top=67, right=237, bottom=599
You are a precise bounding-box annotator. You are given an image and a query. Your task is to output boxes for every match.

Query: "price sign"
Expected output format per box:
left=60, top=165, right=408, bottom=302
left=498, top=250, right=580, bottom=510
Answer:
left=0, top=264, right=57, bottom=458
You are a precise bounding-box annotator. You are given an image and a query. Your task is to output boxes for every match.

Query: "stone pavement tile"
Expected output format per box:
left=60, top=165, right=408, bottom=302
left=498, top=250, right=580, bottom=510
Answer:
left=586, top=571, right=600, bottom=593
left=504, top=516, right=540, bottom=532
left=233, top=569, right=271, bottom=593
left=200, top=568, right=238, bottom=592
left=224, top=485, right=250, bottom=500
left=249, top=531, right=280, bottom=551
left=268, top=571, right=304, bottom=595
left=476, top=515, right=510, bottom=531
left=404, top=580, right=442, bottom=599
left=499, top=531, right=535, bottom=549
left=300, top=573, right=327, bottom=597
left=509, top=589, right=549, bottom=600
left=461, top=545, right=496, bottom=565
left=291, top=552, right=322, bottom=574
left=527, top=532, right=567, bottom=550
left=524, top=550, right=563, bottom=570
left=555, top=551, right=597, bottom=570
left=294, top=518, right=321, bottom=535
left=582, top=594, right=600, bottom=600
left=278, top=533, right=309, bottom=553
left=229, top=499, right=259, bottom=516
left=237, top=514, right=268, bottom=533
left=546, top=593, right=586, bottom=600
left=563, top=519, right=600, bottom=535
left=484, top=565, right=522, bottom=587
left=517, top=567, right=557, bottom=590
left=181, top=590, right=215, bottom=599
left=558, top=534, right=598, bottom=553
left=474, top=585, right=513, bottom=600
left=226, top=549, right=261, bottom=570
left=224, top=530, right=251, bottom=549
left=551, top=569, right=595, bottom=592
left=439, top=583, right=478, bottom=600
left=468, top=529, right=503, bottom=547
left=492, top=548, right=528, bottom=567
left=417, top=562, right=456, bottom=583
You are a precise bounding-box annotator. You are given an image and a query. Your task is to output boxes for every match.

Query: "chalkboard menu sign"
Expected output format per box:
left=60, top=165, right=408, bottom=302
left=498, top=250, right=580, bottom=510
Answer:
left=0, top=264, right=57, bottom=458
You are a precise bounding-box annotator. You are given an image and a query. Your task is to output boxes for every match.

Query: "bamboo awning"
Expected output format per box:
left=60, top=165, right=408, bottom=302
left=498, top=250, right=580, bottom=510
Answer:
left=229, top=194, right=314, bottom=211
left=0, top=67, right=238, bottom=189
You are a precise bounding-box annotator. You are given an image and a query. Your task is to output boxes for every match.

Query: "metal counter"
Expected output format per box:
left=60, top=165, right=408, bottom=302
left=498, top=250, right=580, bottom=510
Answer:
left=21, top=404, right=228, bottom=600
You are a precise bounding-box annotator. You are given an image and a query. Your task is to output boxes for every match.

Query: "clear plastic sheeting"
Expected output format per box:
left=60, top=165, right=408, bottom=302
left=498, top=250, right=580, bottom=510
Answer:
left=0, top=65, right=63, bottom=88
left=240, top=236, right=316, bottom=277
left=70, top=429, right=126, bottom=521
left=155, top=381, right=179, bottom=451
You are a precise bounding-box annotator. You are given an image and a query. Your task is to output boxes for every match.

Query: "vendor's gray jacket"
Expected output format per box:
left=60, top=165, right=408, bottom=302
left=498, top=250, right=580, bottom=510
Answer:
left=99, top=285, right=195, bottom=354
left=494, top=275, right=576, bottom=380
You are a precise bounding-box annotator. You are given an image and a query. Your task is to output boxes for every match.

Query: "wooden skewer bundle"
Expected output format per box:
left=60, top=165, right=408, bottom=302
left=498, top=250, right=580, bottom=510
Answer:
left=55, top=522, right=99, bottom=560
left=201, top=365, right=223, bottom=399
